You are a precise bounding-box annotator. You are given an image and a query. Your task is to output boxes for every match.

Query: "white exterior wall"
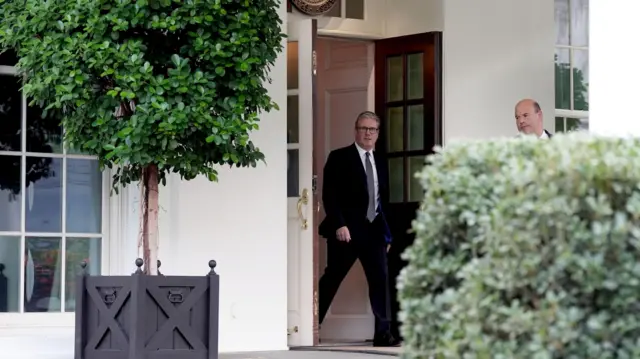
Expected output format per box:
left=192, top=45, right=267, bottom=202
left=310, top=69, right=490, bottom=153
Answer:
left=147, top=0, right=290, bottom=352
left=442, top=0, right=555, bottom=143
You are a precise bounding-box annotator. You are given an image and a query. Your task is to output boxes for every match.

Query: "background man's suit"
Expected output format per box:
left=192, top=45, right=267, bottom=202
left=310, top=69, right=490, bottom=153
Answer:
left=318, top=142, right=394, bottom=342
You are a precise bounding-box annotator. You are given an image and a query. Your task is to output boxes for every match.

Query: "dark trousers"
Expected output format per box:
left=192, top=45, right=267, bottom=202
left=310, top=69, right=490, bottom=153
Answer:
left=318, top=219, right=391, bottom=335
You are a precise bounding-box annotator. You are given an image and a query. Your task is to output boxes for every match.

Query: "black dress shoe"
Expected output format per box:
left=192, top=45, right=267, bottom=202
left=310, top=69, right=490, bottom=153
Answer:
left=373, top=332, right=401, bottom=347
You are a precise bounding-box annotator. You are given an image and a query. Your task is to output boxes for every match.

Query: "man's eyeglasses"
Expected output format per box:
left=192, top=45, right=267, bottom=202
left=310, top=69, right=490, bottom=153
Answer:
left=356, top=126, right=379, bottom=134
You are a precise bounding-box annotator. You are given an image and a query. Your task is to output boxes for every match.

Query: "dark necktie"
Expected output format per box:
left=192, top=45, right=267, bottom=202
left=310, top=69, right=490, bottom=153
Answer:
left=365, top=152, right=376, bottom=222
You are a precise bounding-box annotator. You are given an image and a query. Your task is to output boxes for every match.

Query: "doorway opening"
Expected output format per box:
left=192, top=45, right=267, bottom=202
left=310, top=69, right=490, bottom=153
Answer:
left=286, top=25, right=443, bottom=350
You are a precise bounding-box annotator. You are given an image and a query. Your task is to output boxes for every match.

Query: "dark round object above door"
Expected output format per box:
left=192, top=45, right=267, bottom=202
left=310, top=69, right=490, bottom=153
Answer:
left=290, top=0, right=340, bottom=15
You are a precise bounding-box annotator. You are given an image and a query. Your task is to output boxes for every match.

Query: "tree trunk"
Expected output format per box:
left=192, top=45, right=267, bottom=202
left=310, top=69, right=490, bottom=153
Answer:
left=138, top=164, right=160, bottom=275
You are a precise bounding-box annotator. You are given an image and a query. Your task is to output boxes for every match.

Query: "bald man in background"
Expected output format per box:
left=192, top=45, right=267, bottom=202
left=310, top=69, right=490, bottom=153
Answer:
left=514, top=99, right=553, bottom=139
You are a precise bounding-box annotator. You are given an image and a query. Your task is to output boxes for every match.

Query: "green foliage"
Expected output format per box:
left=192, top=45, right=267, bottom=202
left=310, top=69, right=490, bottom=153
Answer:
left=0, top=0, right=285, bottom=189
left=399, top=133, right=640, bottom=358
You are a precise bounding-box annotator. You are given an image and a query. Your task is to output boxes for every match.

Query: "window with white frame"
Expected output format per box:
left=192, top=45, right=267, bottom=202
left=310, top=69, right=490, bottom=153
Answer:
left=554, top=0, right=589, bottom=132
left=0, top=50, right=106, bottom=314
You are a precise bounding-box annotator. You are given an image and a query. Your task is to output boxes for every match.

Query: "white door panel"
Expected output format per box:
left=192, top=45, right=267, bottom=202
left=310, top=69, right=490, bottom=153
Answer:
left=287, top=19, right=317, bottom=347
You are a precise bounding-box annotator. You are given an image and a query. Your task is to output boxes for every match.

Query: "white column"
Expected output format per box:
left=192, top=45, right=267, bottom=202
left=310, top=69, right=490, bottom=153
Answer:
left=589, top=2, right=640, bottom=136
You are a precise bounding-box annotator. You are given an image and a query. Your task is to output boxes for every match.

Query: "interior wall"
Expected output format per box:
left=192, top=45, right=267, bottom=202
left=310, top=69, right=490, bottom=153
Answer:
left=315, top=37, right=376, bottom=341
left=442, top=0, right=555, bottom=143
left=384, top=0, right=443, bottom=37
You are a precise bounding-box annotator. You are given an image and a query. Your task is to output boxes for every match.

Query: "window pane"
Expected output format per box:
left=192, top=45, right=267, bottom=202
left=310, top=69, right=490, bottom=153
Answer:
left=566, top=118, right=581, bottom=131
left=0, top=156, right=21, bottom=231
left=326, top=0, right=341, bottom=17
left=25, top=157, right=62, bottom=232
left=345, top=0, right=364, bottom=20
left=0, top=49, right=18, bottom=66
left=580, top=118, right=589, bottom=130
left=555, top=0, right=570, bottom=45
left=573, top=49, right=589, bottom=111
left=407, top=53, right=423, bottom=100
left=388, top=158, right=403, bottom=203
left=570, top=0, right=589, bottom=46
left=66, top=159, right=102, bottom=233
left=386, top=56, right=403, bottom=102
left=287, top=96, right=299, bottom=143
left=287, top=42, right=299, bottom=90
left=0, top=75, right=22, bottom=152
left=288, top=149, right=299, bottom=198
left=555, top=117, right=565, bottom=133
left=407, top=105, right=424, bottom=151
left=24, top=237, right=62, bottom=312
left=555, top=48, right=571, bottom=110
left=386, top=107, right=403, bottom=152
left=64, top=237, right=101, bottom=312
left=26, top=105, right=63, bottom=154
left=0, top=236, right=21, bottom=312
left=408, top=156, right=425, bottom=202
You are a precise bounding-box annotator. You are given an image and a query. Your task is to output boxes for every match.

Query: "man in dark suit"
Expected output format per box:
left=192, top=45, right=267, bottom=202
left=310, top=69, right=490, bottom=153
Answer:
left=318, top=111, right=400, bottom=347
left=515, top=98, right=553, bottom=138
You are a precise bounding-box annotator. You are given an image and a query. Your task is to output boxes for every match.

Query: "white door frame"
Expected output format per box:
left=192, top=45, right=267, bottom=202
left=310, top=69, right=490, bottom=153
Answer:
left=287, top=18, right=318, bottom=347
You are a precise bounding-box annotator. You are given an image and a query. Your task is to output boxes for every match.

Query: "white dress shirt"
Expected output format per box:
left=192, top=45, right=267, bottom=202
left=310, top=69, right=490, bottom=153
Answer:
left=354, top=142, right=379, bottom=211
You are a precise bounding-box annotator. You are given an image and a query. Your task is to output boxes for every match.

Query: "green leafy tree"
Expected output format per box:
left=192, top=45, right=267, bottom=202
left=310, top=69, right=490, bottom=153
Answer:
left=0, top=0, right=285, bottom=274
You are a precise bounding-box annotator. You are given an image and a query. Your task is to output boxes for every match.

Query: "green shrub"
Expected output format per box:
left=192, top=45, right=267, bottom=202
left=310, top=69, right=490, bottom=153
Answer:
left=399, top=133, right=640, bottom=359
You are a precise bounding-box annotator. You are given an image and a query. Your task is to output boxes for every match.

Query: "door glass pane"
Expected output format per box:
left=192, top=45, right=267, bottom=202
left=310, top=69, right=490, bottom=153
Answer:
left=66, top=159, right=102, bottom=233
left=555, top=48, right=570, bottom=110
left=408, top=156, right=425, bottom=202
left=287, top=96, right=299, bottom=143
left=0, top=49, right=18, bottom=66
left=0, top=156, right=21, bottom=232
left=64, top=237, right=101, bottom=312
left=326, top=0, right=341, bottom=17
left=573, top=49, right=589, bottom=111
left=386, top=56, right=403, bottom=102
left=388, top=158, right=403, bottom=203
left=407, top=53, right=423, bottom=100
left=407, top=105, right=424, bottom=151
left=287, top=42, right=299, bottom=90
left=25, top=157, right=62, bottom=232
left=26, top=105, right=63, bottom=154
left=288, top=149, right=299, bottom=197
left=0, top=235, right=21, bottom=312
left=0, top=75, right=22, bottom=152
left=345, top=0, right=364, bottom=19
left=24, top=237, right=62, bottom=312
left=555, top=0, right=569, bottom=45
left=386, top=107, right=403, bottom=152
left=570, top=0, right=589, bottom=47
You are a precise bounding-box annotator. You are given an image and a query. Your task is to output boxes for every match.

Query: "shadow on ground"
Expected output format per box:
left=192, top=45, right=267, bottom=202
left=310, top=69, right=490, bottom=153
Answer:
left=221, top=350, right=397, bottom=359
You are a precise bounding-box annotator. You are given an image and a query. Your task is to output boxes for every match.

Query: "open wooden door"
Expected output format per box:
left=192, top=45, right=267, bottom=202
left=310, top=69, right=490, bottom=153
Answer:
left=287, top=18, right=319, bottom=347
left=374, top=32, right=443, bottom=339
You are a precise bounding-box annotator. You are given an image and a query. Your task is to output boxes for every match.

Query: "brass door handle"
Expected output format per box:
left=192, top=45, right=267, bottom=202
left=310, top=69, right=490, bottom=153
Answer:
left=297, top=188, right=309, bottom=230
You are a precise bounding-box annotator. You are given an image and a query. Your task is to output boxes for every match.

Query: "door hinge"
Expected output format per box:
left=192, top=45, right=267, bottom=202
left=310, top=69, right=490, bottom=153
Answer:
left=287, top=326, right=299, bottom=336
left=312, top=175, right=318, bottom=194
left=312, top=50, right=317, bottom=76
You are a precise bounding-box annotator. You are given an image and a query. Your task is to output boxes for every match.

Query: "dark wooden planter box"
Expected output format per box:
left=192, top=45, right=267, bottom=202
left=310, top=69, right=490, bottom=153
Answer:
left=74, top=258, right=219, bottom=359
